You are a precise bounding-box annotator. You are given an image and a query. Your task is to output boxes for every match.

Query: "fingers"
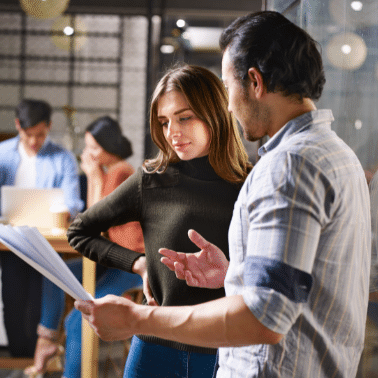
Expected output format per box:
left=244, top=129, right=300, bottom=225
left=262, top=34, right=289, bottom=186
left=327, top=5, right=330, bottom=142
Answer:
left=159, top=249, right=186, bottom=271
left=188, top=229, right=211, bottom=250
left=160, top=256, right=176, bottom=271
left=160, top=255, right=186, bottom=279
left=144, top=287, right=157, bottom=306
left=143, top=276, right=158, bottom=306
left=174, top=261, right=186, bottom=280
left=184, top=270, right=200, bottom=287
left=159, top=248, right=185, bottom=261
left=74, top=299, right=94, bottom=316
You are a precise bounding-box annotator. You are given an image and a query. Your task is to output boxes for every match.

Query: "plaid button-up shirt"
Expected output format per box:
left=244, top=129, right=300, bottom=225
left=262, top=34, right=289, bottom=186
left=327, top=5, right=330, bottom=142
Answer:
left=219, top=110, right=371, bottom=378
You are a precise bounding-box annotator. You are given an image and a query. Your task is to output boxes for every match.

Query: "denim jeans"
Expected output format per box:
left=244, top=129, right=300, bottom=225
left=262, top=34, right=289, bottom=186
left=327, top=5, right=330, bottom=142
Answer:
left=40, top=257, right=143, bottom=378
left=124, top=336, right=217, bottom=378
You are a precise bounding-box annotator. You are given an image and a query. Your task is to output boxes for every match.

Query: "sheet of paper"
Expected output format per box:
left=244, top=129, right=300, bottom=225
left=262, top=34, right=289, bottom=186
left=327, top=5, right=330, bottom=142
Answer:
left=0, top=224, right=93, bottom=301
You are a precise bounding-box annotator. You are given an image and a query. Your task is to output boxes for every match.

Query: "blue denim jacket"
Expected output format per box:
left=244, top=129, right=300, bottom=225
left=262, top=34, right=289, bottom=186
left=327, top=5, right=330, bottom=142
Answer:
left=0, top=136, right=83, bottom=217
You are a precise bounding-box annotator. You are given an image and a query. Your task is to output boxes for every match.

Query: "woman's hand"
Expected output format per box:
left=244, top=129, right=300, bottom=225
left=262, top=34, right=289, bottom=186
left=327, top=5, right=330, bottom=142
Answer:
left=132, top=256, right=158, bottom=306
left=80, top=149, right=103, bottom=179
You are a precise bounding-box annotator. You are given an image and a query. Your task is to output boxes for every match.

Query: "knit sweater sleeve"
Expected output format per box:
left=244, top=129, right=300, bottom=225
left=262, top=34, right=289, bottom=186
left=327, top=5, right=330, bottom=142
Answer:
left=67, top=168, right=143, bottom=272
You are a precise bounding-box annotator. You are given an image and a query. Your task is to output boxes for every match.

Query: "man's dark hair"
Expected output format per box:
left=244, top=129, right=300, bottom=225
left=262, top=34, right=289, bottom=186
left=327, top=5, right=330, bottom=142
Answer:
left=219, top=11, right=326, bottom=100
left=15, top=99, right=52, bottom=129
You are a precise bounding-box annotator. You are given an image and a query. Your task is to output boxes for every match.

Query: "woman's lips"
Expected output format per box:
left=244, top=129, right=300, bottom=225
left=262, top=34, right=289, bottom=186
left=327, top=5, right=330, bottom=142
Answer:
left=173, top=142, right=190, bottom=150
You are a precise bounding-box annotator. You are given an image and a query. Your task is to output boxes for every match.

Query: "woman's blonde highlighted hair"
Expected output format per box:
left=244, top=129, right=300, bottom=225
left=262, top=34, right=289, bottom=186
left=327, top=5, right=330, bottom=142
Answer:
left=143, top=64, right=252, bottom=184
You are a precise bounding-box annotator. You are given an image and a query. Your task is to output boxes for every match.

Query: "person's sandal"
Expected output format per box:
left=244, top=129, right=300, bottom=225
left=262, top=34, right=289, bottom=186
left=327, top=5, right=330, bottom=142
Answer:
left=24, top=336, right=64, bottom=377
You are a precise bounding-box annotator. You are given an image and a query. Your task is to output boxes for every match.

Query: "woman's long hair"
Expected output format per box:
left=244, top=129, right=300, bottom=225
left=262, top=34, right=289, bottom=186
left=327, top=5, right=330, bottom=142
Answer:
left=143, top=64, right=252, bottom=184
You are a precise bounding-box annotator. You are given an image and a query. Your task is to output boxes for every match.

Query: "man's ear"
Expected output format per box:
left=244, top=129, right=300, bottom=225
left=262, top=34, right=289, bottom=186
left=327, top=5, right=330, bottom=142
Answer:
left=15, top=118, right=22, bottom=132
left=247, top=67, right=264, bottom=99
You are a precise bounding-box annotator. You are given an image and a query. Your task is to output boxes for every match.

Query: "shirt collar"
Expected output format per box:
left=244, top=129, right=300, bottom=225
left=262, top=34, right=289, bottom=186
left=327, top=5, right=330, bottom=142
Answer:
left=17, top=136, right=51, bottom=157
left=258, top=109, right=334, bottom=157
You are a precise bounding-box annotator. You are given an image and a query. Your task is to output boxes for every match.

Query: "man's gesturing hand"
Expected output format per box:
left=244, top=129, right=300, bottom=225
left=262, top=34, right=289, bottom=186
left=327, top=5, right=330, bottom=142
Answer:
left=159, top=229, right=229, bottom=289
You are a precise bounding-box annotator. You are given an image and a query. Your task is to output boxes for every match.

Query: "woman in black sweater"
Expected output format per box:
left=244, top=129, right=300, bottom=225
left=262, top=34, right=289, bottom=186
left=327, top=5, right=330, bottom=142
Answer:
left=67, top=64, right=251, bottom=378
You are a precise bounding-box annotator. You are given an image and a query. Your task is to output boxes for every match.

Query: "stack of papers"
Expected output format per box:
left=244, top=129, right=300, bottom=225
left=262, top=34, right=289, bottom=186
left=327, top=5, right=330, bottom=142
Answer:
left=0, top=224, right=93, bottom=301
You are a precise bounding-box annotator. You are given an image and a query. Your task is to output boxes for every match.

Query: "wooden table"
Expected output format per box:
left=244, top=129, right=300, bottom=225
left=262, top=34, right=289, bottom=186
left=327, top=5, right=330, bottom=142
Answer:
left=0, top=234, right=76, bottom=253
left=0, top=233, right=98, bottom=378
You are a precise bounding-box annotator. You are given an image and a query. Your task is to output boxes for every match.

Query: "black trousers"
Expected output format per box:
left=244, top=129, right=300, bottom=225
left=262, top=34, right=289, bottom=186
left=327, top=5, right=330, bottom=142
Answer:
left=0, top=253, right=42, bottom=357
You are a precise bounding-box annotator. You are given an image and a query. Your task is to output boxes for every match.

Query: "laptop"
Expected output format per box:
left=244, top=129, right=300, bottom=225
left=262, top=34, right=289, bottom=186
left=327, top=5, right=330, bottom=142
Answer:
left=1, top=186, right=65, bottom=234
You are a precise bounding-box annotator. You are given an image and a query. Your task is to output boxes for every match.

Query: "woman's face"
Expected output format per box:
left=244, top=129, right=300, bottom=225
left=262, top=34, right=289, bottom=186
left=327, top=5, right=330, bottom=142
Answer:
left=83, top=132, right=111, bottom=166
left=157, top=90, right=211, bottom=161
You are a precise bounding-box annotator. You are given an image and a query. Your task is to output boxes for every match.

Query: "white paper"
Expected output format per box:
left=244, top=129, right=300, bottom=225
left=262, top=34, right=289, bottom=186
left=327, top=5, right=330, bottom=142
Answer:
left=0, top=224, right=93, bottom=301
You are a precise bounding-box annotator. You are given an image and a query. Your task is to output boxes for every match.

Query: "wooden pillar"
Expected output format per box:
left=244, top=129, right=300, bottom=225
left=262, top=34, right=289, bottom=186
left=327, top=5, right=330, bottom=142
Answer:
left=81, top=257, right=98, bottom=378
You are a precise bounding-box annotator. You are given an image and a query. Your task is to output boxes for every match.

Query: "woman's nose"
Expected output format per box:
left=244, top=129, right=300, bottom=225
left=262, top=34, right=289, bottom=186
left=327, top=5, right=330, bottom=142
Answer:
left=166, top=121, right=180, bottom=137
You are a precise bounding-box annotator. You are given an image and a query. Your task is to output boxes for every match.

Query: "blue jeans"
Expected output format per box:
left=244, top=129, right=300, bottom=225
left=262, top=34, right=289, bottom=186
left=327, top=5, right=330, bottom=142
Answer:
left=124, top=336, right=217, bottom=378
left=40, top=258, right=143, bottom=378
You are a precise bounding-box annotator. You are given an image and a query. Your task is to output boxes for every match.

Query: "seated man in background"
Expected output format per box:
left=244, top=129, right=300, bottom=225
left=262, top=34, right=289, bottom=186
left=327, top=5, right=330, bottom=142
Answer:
left=24, top=116, right=144, bottom=378
left=0, top=98, right=83, bottom=357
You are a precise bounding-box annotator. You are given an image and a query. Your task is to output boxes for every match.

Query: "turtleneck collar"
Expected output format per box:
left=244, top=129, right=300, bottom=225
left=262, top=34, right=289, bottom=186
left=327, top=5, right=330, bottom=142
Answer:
left=175, top=156, right=220, bottom=181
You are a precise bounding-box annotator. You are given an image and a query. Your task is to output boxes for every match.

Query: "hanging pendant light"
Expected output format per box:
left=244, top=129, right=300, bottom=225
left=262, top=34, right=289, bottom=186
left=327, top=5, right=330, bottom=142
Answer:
left=326, top=32, right=367, bottom=71
left=19, top=0, right=70, bottom=19
left=329, top=0, right=378, bottom=28
left=51, top=15, right=87, bottom=52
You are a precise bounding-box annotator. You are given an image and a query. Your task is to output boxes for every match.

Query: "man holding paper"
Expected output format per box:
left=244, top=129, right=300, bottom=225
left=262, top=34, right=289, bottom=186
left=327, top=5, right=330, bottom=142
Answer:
left=74, top=11, right=371, bottom=378
left=0, top=99, right=83, bottom=357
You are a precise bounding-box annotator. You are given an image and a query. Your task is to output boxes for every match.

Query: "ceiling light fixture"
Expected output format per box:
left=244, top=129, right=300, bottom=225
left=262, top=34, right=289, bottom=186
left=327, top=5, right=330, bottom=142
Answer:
left=341, top=44, right=352, bottom=54
left=63, top=26, right=74, bottom=36
left=350, top=1, right=363, bottom=11
left=19, top=0, right=70, bottom=19
left=326, top=32, right=367, bottom=70
left=355, top=120, right=363, bottom=130
left=51, top=16, right=87, bottom=52
left=160, top=44, right=175, bottom=54
left=330, top=0, right=378, bottom=27
left=176, top=19, right=186, bottom=28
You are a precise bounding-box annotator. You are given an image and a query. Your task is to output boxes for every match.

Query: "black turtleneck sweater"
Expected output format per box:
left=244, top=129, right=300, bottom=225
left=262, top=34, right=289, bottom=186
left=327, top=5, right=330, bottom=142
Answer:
left=67, top=157, right=241, bottom=354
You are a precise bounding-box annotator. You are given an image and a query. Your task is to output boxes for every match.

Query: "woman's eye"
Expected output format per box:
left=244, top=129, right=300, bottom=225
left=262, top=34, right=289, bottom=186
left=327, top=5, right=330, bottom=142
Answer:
left=180, top=116, right=191, bottom=122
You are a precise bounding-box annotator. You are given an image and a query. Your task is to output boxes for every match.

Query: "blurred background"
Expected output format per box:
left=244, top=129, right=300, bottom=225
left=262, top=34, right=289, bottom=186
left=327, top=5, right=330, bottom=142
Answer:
left=0, top=0, right=376, bottom=173
left=0, top=0, right=378, bottom=376
left=0, top=0, right=260, bottom=170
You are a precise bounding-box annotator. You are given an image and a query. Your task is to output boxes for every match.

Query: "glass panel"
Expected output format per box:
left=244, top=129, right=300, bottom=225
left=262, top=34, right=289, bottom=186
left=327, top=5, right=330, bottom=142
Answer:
left=300, top=0, right=378, bottom=173
left=26, top=16, right=55, bottom=31
left=79, top=15, right=120, bottom=33
left=266, top=0, right=378, bottom=175
left=0, top=35, right=21, bottom=56
left=0, top=85, right=19, bottom=106
left=26, top=35, right=69, bottom=57
left=0, top=12, right=21, bottom=30
left=0, top=110, right=17, bottom=132
left=0, top=13, right=147, bottom=166
left=24, top=85, right=68, bottom=107
left=76, top=36, right=120, bottom=59
left=122, top=17, right=148, bottom=68
left=266, top=0, right=299, bottom=13
left=0, top=59, right=20, bottom=80
left=73, top=87, right=117, bottom=109
left=74, top=61, right=118, bottom=84
left=25, top=60, right=70, bottom=82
